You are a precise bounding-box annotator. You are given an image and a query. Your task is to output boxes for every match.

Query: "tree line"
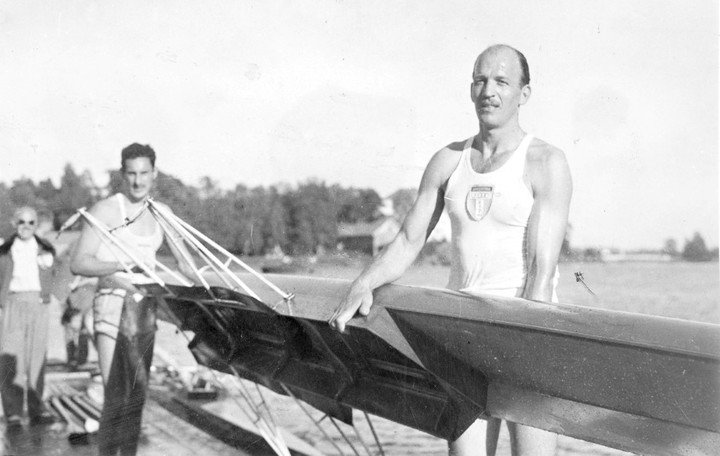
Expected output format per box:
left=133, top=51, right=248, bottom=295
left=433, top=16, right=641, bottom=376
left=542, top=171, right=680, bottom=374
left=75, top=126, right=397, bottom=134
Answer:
left=1, top=164, right=716, bottom=262
left=0, top=164, right=391, bottom=255
left=664, top=235, right=719, bottom=262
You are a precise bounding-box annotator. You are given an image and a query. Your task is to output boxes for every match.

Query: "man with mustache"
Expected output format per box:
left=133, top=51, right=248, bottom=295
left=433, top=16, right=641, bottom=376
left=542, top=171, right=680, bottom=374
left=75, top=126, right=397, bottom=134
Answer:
left=330, top=44, right=572, bottom=455
left=71, top=143, right=195, bottom=456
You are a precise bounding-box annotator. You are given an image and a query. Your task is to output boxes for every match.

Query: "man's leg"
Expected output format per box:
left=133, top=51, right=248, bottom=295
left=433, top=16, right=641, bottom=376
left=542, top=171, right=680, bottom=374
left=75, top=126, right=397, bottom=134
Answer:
left=77, top=330, right=90, bottom=365
left=93, top=291, right=123, bottom=455
left=0, top=294, right=28, bottom=420
left=26, top=297, right=49, bottom=419
left=26, top=361, right=46, bottom=419
left=98, top=291, right=156, bottom=456
left=93, top=292, right=123, bottom=385
left=486, top=418, right=501, bottom=455
left=62, top=306, right=80, bottom=368
left=96, top=333, right=116, bottom=384
left=0, top=353, right=23, bottom=419
left=507, top=421, right=557, bottom=456
left=449, top=417, right=501, bottom=456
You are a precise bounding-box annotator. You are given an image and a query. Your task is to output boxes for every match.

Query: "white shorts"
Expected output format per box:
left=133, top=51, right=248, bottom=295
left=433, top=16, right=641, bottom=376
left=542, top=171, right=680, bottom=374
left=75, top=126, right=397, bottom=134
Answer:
left=93, top=289, right=126, bottom=340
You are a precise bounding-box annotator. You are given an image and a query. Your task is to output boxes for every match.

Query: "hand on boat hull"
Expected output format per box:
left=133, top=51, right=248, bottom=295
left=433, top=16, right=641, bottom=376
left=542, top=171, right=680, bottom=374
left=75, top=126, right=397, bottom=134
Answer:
left=329, top=281, right=374, bottom=333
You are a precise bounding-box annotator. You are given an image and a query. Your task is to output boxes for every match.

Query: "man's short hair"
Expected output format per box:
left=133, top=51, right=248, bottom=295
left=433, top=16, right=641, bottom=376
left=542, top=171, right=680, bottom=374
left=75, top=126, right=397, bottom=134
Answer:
left=476, top=44, right=530, bottom=87
left=121, top=143, right=156, bottom=170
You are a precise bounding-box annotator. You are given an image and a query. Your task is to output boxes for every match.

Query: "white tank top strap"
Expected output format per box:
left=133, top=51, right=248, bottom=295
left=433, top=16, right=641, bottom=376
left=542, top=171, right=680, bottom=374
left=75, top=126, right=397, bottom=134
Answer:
left=116, top=193, right=127, bottom=221
left=461, top=136, right=475, bottom=170
left=444, top=137, right=476, bottom=197
left=518, top=133, right=534, bottom=158
left=463, top=136, right=474, bottom=153
left=505, top=133, right=533, bottom=172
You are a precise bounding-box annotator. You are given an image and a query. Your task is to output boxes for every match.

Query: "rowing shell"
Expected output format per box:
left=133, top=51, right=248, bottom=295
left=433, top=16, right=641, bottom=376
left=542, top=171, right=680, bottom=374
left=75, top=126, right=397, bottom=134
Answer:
left=147, top=272, right=720, bottom=456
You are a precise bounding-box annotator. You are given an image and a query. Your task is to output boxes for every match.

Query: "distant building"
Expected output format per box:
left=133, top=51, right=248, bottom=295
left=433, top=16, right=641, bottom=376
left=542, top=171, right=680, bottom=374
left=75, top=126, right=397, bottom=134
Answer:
left=337, top=217, right=401, bottom=256
left=600, top=248, right=674, bottom=262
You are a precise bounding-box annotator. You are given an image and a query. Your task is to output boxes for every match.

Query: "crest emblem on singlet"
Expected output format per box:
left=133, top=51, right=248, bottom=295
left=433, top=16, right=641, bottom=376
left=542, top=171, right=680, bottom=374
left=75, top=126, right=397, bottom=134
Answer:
left=466, top=186, right=493, bottom=221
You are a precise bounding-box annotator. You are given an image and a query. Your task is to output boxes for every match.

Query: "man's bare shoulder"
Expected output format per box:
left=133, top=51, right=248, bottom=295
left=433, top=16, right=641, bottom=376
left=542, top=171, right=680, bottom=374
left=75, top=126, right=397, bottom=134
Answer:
left=527, top=138, right=572, bottom=193
left=419, top=140, right=468, bottom=191
left=527, top=138, right=568, bottom=169
left=446, top=139, right=468, bottom=153
left=428, top=140, right=465, bottom=173
left=88, top=196, right=121, bottom=223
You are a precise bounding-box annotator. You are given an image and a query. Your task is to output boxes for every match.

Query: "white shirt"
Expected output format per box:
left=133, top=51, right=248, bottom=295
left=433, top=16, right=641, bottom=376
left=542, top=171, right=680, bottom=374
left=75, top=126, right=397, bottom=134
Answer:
left=443, top=134, right=559, bottom=301
left=9, top=237, right=44, bottom=292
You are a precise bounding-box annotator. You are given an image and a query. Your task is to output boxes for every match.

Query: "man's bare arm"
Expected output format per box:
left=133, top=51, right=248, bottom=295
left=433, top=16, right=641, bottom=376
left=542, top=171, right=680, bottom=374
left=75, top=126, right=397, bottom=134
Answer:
left=70, top=201, right=124, bottom=277
left=329, top=147, right=458, bottom=332
left=523, top=145, right=573, bottom=302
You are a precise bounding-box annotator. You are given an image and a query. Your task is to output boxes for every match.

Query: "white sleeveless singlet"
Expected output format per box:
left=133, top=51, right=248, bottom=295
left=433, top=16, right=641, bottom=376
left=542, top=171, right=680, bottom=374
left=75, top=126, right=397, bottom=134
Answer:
left=95, top=194, right=164, bottom=270
left=444, top=134, right=551, bottom=298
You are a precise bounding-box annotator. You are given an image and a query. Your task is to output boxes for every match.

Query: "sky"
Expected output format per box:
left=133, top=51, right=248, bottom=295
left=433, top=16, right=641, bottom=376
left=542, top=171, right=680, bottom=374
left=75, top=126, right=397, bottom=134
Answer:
left=0, top=0, right=717, bottom=250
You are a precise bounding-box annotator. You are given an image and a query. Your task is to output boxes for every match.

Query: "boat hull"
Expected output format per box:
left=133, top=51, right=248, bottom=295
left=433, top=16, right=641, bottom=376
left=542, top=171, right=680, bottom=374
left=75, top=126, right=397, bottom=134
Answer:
left=149, top=273, right=720, bottom=456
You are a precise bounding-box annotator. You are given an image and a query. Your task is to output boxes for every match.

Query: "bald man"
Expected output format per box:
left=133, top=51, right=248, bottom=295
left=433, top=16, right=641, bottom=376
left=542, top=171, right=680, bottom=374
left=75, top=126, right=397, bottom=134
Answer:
left=0, top=207, right=57, bottom=427
left=330, top=44, right=572, bottom=455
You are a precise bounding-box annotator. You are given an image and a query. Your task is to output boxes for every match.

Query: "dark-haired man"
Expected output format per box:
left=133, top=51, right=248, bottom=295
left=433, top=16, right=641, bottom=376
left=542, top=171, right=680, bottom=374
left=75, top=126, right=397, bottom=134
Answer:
left=0, top=207, right=57, bottom=427
left=330, top=44, right=572, bottom=455
left=72, top=143, right=195, bottom=456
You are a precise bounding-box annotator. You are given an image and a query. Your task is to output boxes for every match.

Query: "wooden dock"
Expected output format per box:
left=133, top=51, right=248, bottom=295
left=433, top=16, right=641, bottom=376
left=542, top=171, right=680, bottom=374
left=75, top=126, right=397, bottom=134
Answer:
left=0, top=365, right=322, bottom=456
left=8, top=289, right=320, bottom=456
left=0, top=369, right=250, bottom=456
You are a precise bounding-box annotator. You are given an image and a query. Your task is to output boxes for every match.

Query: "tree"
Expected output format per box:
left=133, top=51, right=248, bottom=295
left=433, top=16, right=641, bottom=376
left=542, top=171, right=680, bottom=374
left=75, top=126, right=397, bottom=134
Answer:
left=710, top=247, right=719, bottom=261
left=199, top=176, right=221, bottom=199
left=35, top=178, right=58, bottom=206
left=333, top=186, right=383, bottom=223
left=663, top=238, right=679, bottom=257
left=55, top=164, right=95, bottom=227
left=0, top=183, right=15, bottom=238
left=263, top=187, right=288, bottom=252
left=107, top=169, right=124, bottom=196
left=682, top=232, right=711, bottom=262
left=231, top=185, right=267, bottom=254
left=8, top=178, right=39, bottom=208
left=357, top=189, right=382, bottom=222
left=284, top=180, right=337, bottom=254
left=389, top=188, right=417, bottom=222
left=154, top=171, right=202, bottom=221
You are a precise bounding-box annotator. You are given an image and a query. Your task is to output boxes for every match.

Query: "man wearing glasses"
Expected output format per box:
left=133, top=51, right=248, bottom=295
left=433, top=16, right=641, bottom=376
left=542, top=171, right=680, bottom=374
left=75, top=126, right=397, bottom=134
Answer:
left=0, top=206, right=57, bottom=427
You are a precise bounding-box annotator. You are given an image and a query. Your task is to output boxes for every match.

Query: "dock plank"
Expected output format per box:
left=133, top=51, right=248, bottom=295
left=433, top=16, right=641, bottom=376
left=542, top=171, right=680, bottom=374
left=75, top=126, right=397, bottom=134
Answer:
left=0, top=394, right=246, bottom=456
left=141, top=400, right=248, bottom=456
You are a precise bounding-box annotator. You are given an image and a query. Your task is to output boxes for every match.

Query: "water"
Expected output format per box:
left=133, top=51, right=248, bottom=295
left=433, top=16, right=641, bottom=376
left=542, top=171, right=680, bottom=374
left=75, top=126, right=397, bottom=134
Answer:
left=351, top=260, right=719, bottom=323
left=156, top=260, right=719, bottom=455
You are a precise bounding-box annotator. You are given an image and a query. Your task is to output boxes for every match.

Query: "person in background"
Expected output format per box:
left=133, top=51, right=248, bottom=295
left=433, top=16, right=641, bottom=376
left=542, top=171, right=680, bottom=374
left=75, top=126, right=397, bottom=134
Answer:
left=51, top=230, right=99, bottom=372
left=61, top=275, right=97, bottom=370
left=0, top=206, right=57, bottom=427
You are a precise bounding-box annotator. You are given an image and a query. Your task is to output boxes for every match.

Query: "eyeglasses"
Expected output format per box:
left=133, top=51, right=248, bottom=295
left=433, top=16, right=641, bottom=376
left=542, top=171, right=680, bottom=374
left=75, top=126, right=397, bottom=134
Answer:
left=17, top=219, right=36, bottom=226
